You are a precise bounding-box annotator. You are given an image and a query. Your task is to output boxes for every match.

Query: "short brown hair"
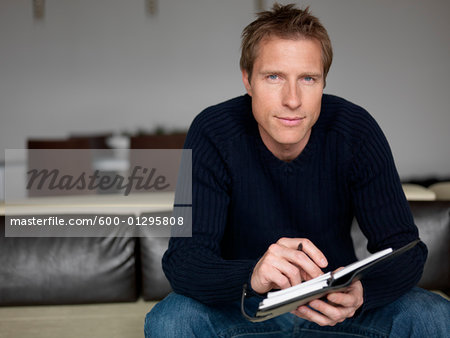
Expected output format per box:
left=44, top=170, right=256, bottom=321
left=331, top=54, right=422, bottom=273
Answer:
left=240, top=3, right=333, bottom=86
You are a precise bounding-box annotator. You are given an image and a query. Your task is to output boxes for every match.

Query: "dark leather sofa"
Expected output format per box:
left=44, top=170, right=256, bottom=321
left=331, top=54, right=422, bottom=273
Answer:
left=1, top=201, right=448, bottom=307
left=0, top=216, right=172, bottom=306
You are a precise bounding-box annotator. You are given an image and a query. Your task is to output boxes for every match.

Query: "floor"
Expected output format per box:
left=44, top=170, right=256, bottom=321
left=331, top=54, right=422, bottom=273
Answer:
left=0, top=299, right=156, bottom=338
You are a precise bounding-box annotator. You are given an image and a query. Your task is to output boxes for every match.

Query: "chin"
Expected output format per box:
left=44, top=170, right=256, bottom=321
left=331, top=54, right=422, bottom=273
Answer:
left=275, top=137, right=304, bottom=147
left=275, top=133, right=307, bottom=146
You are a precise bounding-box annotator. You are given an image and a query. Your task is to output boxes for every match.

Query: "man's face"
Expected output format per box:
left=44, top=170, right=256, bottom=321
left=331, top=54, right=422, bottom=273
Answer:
left=242, top=37, right=324, bottom=161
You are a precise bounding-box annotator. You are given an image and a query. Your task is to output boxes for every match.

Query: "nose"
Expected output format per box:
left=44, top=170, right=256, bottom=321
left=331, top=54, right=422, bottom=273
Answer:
left=282, top=81, right=302, bottom=110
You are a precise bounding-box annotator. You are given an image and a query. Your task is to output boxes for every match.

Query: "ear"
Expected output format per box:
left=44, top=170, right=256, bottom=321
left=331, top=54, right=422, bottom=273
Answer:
left=241, top=69, right=252, bottom=96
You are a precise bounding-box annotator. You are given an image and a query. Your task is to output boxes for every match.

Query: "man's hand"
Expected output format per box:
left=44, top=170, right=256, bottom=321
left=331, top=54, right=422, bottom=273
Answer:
left=250, top=237, right=328, bottom=294
left=292, top=279, right=364, bottom=326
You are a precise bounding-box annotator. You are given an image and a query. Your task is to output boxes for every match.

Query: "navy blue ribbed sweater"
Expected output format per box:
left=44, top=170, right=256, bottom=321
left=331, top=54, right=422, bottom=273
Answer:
left=163, top=94, right=427, bottom=314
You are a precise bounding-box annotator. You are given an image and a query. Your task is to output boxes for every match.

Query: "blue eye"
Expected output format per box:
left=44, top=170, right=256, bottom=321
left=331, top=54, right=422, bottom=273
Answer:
left=268, top=74, right=279, bottom=80
left=304, top=76, right=313, bottom=82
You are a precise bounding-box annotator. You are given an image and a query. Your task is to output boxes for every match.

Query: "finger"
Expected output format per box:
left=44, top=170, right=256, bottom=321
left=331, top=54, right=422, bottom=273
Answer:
left=300, top=270, right=308, bottom=282
left=252, top=263, right=292, bottom=292
left=327, top=280, right=363, bottom=308
left=308, top=299, right=354, bottom=323
left=269, top=268, right=292, bottom=290
left=327, top=291, right=358, bottom=308
left=278, top=238, right=328, bottom=268
left=292, top=305, right=339, bottom=327
left=298, top=239, right=328, bottom=268
left=268, top=255, right=303, bottom=287
left=293, top=251, right=324, bottom=279
left=269, top=243, right=324, bottom=279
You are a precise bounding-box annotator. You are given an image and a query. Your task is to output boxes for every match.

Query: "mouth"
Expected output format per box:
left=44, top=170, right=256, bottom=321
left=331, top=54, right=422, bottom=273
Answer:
left=276, top=116, right=306, bottom=127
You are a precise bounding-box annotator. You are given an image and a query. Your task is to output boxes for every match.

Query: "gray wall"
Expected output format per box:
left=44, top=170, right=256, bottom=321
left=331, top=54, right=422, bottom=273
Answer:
left=1, top=0, right=449, bottom=179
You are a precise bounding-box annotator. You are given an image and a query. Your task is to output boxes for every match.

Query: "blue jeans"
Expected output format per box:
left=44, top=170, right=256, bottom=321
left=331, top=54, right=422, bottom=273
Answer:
left=145, top=287, right=449, bottom=337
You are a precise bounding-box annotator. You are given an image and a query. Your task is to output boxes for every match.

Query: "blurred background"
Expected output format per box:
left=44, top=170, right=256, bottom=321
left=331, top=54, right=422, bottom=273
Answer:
left=0, top=3, right=449, bottom=336
left=1, top=0, right=449, bottom=179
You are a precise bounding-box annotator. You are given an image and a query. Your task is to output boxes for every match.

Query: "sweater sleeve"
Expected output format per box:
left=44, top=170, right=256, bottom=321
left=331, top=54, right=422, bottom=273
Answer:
left=349, top=112, right=427, bottom=314
left=162, top=113, right=256, bottom=305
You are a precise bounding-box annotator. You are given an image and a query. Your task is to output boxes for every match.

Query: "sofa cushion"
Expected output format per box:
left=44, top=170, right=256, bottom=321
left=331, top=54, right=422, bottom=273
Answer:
left=0, top=216, right=138, bottom=306
left=351, top=201, right=450, bottom=293
left=429, top=182, right=450, bottom=201
left=402, top=183, right=436, bottom=201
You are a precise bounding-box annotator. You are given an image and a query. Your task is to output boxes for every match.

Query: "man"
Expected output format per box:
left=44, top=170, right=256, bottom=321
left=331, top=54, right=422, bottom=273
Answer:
left=145, top=4, right=449, bottom=337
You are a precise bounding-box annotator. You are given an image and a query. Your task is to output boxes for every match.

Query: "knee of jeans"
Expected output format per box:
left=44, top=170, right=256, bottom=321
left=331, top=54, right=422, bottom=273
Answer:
left=144, top=293, right=213, bottom=337
left=392, top=288, right=450, bottom=331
